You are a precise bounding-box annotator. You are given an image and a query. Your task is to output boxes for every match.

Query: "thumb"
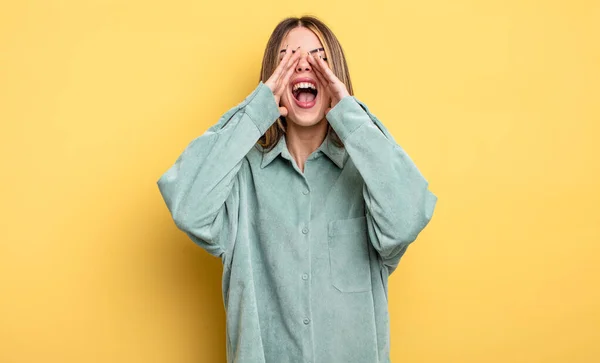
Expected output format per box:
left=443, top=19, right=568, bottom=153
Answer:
left=278, top=106, right=288, bottom=117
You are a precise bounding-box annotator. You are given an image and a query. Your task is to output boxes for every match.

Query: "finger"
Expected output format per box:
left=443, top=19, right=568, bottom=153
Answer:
left=310, top=53, right=337, bottom=86
left=271, top=53, right=289, bottom=79
left=279, top=106, right=288, bottom=117
left=308, top=53, right=329, bottom=87
left=313, top=66, right=329, bottom=93
left=309, top=59, right=333, bottom=107
left=271, top=45, right=292, bottom=80
left=282, top=52, right=301, bottom=82
left=307, top=52, right=321, bottom=73
left=309, top=55, right=327, bottom=84
left=308, top=53, right=330, bottom=82
left=274, top=47, right=300, bottom=93
left=282, top=46, right=302, bottom=74
left=315, top=55, right=338, bottom=84
left=276, top=51, right=300, bottom=94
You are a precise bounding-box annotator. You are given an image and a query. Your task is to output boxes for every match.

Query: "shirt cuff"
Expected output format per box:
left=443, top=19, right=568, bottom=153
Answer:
left=325, top=95, right=371, bottom=141
left=425, top=189, right=438, bottom=221
left=244, top=81, right=281, bottom=135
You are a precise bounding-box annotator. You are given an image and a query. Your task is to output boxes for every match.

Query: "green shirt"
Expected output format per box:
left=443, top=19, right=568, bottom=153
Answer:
left=157, top=81, right=437, bottom=363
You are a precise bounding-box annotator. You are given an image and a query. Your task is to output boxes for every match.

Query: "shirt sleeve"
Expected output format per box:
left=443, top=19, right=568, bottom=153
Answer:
left=157, top=81, right=280, bottom=259
left=326, top=95, right=438, bottom=274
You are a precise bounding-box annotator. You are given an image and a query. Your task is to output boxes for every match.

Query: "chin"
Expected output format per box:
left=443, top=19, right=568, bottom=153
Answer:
left=285, top=112, right=325, bottom=127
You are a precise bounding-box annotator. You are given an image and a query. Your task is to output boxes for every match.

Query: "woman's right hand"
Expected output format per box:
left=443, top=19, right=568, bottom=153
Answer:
left=264, top=45, right=301, bottom=117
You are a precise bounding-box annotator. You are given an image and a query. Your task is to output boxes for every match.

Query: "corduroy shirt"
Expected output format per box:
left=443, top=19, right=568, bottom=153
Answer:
left=157, top=81, right=437, bottom=363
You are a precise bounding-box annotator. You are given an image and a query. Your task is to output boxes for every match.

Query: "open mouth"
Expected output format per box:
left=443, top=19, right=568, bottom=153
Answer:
left=291, top=80, right=318, bottom=109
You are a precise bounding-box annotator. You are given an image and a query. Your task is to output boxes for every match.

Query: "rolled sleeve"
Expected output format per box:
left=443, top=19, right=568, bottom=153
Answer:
left=326, top=96, right=370, bottom=141
left=244, top=82, right=281, bottom=135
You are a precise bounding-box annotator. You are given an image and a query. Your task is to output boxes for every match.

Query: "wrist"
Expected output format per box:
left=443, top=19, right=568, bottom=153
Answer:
left=326, top=96, right=368, bottom=141
left=332, top=91, right=350, bottom=107
left=245, top=82, right=281, bottom=134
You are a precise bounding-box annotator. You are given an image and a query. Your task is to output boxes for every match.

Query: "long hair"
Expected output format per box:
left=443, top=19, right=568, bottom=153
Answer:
left=257, top=15, right=354, bottom=151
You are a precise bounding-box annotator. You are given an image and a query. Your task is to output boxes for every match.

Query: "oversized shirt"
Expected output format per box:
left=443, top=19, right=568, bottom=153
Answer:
left=157, top=81, right=438, bottom=363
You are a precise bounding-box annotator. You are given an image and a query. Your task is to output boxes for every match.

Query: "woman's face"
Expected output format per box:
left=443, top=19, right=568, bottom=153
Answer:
left=278, top=27, right=332, bottom=128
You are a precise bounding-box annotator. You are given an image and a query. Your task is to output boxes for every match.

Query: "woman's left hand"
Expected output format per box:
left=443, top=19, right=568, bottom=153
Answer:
left=307, top=52, right=350, bottom=114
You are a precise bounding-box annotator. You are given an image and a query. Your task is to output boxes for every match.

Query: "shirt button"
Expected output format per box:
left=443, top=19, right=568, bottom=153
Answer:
left=302, top=227, right=309, bottom=234
left=302, top=189, right=309, bottom=195
left=303, top=318, right=310, bottom=325
left=302, top=273, right=309, bottom=280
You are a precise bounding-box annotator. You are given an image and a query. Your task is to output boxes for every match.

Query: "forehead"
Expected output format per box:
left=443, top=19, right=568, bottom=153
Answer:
left=280, top=27, right=323, bottom=50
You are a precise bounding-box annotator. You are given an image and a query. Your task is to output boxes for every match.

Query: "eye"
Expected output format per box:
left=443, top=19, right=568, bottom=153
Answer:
left=277, top=48, right=328, bottom=61
left=309, top=47, right=327, bottom=61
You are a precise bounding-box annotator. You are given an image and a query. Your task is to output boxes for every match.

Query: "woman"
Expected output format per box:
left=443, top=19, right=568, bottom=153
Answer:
left=157, top=15, right=437, bottom=363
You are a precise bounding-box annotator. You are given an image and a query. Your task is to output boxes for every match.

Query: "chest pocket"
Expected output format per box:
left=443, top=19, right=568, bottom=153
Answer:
left=327, top=216, right=372, bottom=293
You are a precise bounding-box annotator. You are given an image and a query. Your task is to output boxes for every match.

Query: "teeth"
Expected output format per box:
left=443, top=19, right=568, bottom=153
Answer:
left=293, top=81, right=317, bottom=92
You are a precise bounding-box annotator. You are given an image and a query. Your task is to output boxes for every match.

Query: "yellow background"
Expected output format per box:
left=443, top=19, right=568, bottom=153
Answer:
left=1, top=0, right=599, bottom=362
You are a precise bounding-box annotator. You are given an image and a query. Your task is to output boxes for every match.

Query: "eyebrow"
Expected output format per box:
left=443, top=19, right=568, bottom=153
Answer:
left=279, top=47, right=325, bottom=55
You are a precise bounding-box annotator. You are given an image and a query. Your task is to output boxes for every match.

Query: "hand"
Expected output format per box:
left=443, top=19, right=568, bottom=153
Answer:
left=264, top=45, right=302, bottom=117
left=307, top=52, right=350, bottom=114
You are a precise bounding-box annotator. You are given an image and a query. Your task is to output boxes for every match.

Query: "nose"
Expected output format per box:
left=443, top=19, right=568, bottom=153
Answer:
left=295, top=50, right=312, bottom=73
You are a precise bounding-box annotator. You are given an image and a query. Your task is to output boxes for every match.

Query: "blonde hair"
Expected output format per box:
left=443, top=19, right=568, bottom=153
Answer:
left=257, top=15, right=354, bottom=151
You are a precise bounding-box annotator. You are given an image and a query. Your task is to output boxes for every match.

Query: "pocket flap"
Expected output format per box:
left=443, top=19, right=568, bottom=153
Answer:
left=328, top=215, right=367, bottom=236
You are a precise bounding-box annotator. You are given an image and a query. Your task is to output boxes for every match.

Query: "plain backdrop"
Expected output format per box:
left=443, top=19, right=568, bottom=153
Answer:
left=1, top=0, right=599, bottom=362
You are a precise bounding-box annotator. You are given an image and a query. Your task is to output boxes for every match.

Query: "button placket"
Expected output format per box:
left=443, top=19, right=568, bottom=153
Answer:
left=300, top=184, right=310, bottom=235
left=299, top=177, right=314, bottom=363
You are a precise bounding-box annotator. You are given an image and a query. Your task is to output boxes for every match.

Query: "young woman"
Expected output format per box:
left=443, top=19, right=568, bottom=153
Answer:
left=158, top=15, right=437, bottom=363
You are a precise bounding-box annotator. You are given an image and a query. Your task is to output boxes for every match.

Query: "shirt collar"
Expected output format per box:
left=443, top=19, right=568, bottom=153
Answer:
left=260, top=127, right=346, bottom=169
